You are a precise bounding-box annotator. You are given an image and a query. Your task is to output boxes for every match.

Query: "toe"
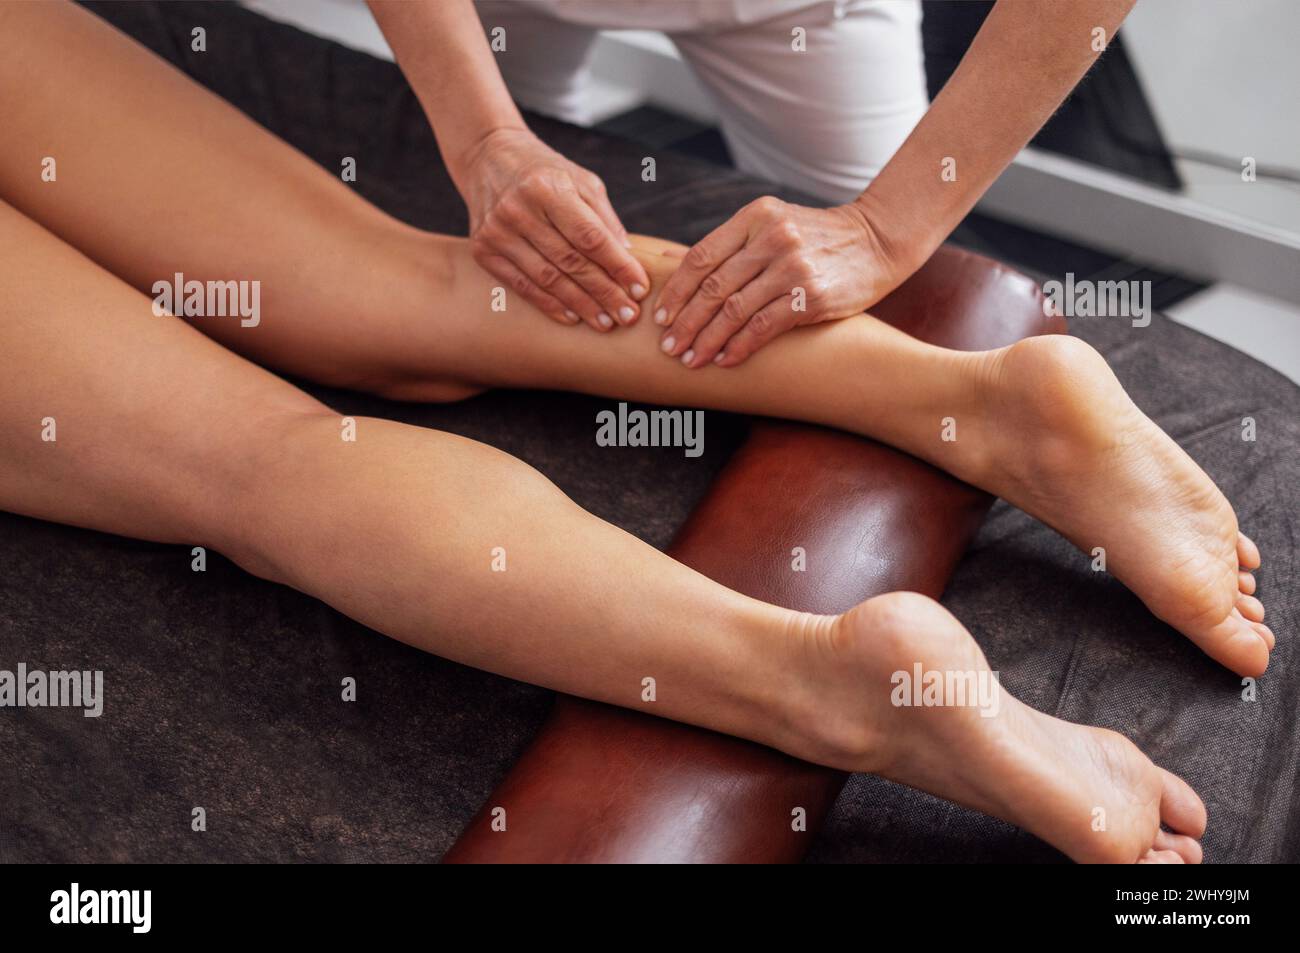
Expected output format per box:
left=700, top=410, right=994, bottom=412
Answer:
left=1252, top=622, right=1275, bottom=650
left=1160, top=768, right=1207, bottom=838
left=1192, top=612, right=1270, bottom=676
left=1155, top=829, right=1203, bottom=864
left=1238, top=533, right=1261, bottom=570
left=1139, top=849, right=1185, bottom=864
left=1238, top=571, right=1256, bottom=595
left=1236, top=594, right=1266, bottom=622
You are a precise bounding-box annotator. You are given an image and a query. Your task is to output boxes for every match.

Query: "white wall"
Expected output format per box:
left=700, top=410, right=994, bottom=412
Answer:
left=1123, top=0, right=1300, bottom=234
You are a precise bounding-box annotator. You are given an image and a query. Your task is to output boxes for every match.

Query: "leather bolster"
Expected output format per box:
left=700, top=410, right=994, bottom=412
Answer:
left=445, top=246, right=1061, bottom=863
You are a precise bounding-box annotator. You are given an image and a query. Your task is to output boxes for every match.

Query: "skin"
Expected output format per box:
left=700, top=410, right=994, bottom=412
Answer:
left=370, top=0, right=1138, bottom=366
left=368, top=0, right=650, bottom=331
left=0, top=195, right=1215, bottom=863
left=0, top=1, right=1273, bottom=861
left=655, top=0, right=1141, bottom=366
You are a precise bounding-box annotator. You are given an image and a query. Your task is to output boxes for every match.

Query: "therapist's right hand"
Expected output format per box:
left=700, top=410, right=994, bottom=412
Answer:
left=460, top=127, right=649, bottom=331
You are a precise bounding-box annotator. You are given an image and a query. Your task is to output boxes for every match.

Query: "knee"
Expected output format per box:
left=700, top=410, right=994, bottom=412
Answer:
left=211, top=401, right=339, bottom=580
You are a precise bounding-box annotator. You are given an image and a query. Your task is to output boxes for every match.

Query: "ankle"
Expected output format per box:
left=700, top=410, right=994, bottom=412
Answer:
left=912, top=336, right=1094, bottom=493
left=767, top=608, right=893, bottom=772
left=859, top=334, right=1010, bottom=490
left=975, top=334, right=1126, bottom=491
left=921, top=345, right=1017, bottom=489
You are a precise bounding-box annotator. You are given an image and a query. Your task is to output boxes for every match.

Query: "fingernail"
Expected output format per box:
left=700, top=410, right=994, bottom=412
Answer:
left=681, top=349, right=695, bottom=366
left=598, top=312, right=613, bottom=329
left=661, top=336, right=676, bottom=354
left=654, top=308, right=668, bottom=325
left=564, top=309, right=578, bottom=322
left=618, top=305, right=636, bottom=323
left=630, top=283, right=646, bottom=299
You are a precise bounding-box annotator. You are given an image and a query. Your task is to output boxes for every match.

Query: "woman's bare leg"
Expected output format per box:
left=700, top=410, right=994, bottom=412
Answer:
left=0, top=0, right=1269, bottom=675
left=0, top=198, right=1206, bottom=863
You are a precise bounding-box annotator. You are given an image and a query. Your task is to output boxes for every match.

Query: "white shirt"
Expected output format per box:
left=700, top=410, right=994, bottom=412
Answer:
left=490, top=1, right=847, bottom=32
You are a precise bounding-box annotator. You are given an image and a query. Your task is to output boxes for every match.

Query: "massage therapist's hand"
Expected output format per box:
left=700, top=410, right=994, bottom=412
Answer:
left=653, top=197, right=901, bottom=368
left=460, top=128, right=650, bottom=331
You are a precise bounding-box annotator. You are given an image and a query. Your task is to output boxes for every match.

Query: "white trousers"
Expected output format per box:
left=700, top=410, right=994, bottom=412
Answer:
left=475, top=0, right=929, bottom=203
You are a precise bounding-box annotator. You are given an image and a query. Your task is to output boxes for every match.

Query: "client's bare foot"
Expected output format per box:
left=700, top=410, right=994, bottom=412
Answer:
left=631, top=238, right=1266, bottom=675
left=793, top=592, right=1207, bottom=863
left=969, top=335, right=1271, bottom=676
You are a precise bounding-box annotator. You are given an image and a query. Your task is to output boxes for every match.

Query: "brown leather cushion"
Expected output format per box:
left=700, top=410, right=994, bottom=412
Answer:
left=444, top=246, right=1062, bottom=863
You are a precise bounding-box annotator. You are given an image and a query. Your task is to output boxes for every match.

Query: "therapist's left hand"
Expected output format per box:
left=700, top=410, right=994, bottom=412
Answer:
left=652, top=197, right=900, bottom=368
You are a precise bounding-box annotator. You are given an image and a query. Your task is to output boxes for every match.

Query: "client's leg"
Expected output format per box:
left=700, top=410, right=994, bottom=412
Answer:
left=0, top=199, right=1204, bottom=863
left=0, top=1, right=1268, bottom=676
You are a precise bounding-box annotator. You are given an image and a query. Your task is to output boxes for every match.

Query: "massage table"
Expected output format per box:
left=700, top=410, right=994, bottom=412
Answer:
left=1, top=2, right=1295, bottom=864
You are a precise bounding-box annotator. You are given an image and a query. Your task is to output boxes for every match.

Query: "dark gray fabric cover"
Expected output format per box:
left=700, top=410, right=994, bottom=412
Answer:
left=0, top=1, right=1294, bottom=863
